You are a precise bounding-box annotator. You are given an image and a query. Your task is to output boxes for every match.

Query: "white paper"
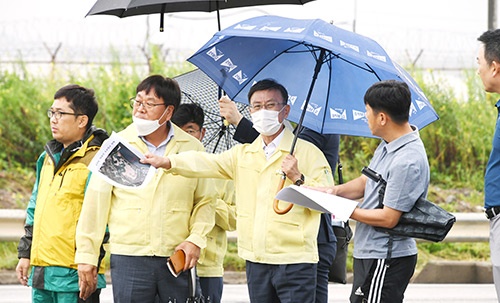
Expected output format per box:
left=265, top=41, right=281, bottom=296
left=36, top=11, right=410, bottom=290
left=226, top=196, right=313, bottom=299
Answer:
left=275, top=185, right=358, bottom=221
left=88, top=132, right=156, bottom=189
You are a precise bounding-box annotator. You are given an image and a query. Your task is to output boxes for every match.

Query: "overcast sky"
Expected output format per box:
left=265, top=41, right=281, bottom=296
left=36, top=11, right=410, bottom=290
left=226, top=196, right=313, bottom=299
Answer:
left=0, top=0, right=495, bottom=71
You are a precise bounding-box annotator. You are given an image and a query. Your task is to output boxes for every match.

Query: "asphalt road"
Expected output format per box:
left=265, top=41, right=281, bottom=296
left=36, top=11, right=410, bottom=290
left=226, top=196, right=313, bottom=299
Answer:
left=1, top=283, right=497, bottom=302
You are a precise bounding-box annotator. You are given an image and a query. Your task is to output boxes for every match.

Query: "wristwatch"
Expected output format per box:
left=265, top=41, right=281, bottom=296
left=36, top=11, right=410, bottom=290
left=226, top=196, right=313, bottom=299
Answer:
left=294, top=174, right=305, bottom=186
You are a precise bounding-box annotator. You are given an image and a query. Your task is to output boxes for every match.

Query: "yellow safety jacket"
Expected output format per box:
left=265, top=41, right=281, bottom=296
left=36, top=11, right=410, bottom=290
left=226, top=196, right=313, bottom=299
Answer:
left=18, top=126, right=108, bottom=291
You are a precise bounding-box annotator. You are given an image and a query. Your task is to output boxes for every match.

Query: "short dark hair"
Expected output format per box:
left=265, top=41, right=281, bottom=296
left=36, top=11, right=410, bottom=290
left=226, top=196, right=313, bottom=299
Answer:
left=171, top=103, right=205, bottom=129
left=247, top=79, right=288, bottom=104
left=478, top=29, right=500, bottom=65
left=364, top=80, right=411, bottom=124
left=54, top=84, right=98, bottom=130
left=136, top=75, right=181, bottom=113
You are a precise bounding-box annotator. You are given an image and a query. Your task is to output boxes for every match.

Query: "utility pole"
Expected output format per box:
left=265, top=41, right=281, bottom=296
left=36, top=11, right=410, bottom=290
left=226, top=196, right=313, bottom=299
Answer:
left=488, top=0, right=497, bottom=30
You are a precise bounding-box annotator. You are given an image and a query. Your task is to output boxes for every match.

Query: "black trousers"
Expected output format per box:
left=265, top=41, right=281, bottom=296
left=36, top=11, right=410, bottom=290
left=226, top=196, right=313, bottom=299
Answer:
left=350, top=254, right=417, bottom=303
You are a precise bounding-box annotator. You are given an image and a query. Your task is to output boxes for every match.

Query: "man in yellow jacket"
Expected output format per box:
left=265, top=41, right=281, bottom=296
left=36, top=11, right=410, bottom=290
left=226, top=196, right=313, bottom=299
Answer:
left=171, top=103, right=237, bottom=303
left=75, top=75, right=215, bottom=303
left=16, top=84, right=109, bottom=303
left=143, top=79, right=333, bottom=303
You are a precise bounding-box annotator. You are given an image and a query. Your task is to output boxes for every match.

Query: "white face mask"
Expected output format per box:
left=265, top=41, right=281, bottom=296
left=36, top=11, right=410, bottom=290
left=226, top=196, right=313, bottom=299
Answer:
left=251, top=108, right=284, bottom=136
left=132, top=109, right=168, bottom=136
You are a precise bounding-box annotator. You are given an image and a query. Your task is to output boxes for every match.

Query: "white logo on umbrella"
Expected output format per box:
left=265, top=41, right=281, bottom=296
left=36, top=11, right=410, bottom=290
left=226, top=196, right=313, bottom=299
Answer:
left=233, top=71, right=248, bottom=85
left=207, top=47, right=224, bottom=61
left=366, top=51, right=387, bottom=62
left=340, top=40, right=360, bottom=53
left=416, top=100, right=427, bottom=110
left=220, top=58, right=237, bottom=73
left=353, top=110, right=366, bottom=121
left=284, top=27, right=306, bottom=34
left=301, top=101, right=322, bottom=116
left=235, top=24, right=256, bottom=31
left=260, top=26, right=282, bottom=32
left=330, top=108, right=347, bottom=120
left=313, top=30, right=333, bottom=43
left=409, top=103, right=417, bottom=116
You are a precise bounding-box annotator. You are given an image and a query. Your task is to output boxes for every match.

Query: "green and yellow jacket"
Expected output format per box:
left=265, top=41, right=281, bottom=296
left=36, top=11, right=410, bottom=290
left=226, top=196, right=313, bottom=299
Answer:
left=17, top=125, right=108, bottom=292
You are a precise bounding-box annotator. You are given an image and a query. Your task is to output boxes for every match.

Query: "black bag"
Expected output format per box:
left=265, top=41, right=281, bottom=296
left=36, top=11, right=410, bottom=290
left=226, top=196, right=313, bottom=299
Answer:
left=328, top=161, right=353, bottom=284
left=328, top=222, right=353, bottom=284
left=362, top=166, right=456, bottom=242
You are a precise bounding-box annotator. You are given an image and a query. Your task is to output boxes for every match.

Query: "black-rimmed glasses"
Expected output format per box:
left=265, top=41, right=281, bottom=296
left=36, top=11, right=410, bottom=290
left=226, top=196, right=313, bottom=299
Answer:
left=47, top=109, right=82, bottom=120
left=249, top=102, right=285, bottom=111
left=129, top=98, right=165, bottom=110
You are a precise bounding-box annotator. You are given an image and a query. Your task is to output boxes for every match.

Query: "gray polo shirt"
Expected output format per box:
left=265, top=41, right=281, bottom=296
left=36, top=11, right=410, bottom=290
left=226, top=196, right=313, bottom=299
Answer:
left=353, top=127, right=430, bottom=259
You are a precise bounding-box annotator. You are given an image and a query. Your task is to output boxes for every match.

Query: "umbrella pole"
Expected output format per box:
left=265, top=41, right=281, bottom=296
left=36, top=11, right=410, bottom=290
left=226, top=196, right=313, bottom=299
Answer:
left=290, top=48, right=326, bottom=154
left=159, top=4, right=166, bottom=32
left=274, top=49, right=327, bottom=215
left=216, top=1, right=221, bottom=31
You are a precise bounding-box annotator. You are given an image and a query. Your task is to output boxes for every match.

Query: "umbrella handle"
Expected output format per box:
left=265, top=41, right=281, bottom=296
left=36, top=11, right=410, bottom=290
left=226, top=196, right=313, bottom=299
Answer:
left=273, top=173, right=293, bottom=215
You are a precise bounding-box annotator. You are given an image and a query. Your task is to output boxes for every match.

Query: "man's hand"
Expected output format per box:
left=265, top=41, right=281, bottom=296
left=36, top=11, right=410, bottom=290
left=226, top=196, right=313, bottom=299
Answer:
left=281, top=154, right=302, bottom=184
left=16, top=258, right=30, bottom=286
left=175, top=241, right=200, bottom=271
left=141, top=153, right=171, bottom=169
left=78, top=264, right=97, bottom=300
left=219, top=96, right=243, bottom=126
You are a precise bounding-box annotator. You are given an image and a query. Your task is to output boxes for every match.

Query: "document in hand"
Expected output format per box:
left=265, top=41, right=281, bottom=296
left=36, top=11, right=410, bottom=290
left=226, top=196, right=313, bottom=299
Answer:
left=88, top=132, right=156, bottom=189
left=275, top=185, right=358, bottom=221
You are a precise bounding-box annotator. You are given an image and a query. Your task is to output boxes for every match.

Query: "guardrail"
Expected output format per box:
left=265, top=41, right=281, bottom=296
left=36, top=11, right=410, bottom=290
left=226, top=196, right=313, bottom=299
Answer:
left=0, top=209, right=26, bottom=242
left=0, top=210, right=489, bottom=243
left=228, top=213, right=489, bottom=243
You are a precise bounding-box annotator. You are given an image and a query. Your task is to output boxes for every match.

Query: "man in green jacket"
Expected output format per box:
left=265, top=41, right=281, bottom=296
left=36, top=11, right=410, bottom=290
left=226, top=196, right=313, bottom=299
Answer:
left=16, top=84, right=109, bottom=303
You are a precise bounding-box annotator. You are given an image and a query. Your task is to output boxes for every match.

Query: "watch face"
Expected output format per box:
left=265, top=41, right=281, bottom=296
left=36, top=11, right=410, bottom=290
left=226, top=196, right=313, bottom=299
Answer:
left=295, top=174, right=305, bottom=186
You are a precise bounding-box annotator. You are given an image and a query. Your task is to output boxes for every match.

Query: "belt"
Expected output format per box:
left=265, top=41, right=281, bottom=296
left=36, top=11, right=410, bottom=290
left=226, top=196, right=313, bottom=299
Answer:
left=485, top=206, right=500, bottom=219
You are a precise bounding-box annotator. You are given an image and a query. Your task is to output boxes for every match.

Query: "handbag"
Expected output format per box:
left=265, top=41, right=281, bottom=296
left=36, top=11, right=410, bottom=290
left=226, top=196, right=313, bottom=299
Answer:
left=328, top=160, right=353, bottom=284
left=361, top=166, right=456, bottom=242
left=328, top=220, right=353, bottom=284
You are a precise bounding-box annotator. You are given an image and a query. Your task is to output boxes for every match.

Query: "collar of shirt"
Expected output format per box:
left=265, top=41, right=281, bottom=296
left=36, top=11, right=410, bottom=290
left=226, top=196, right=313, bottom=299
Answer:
left=382, top=125, right=420, bottom=155
left=139, top=121, right=175, bottom=156
left=262, top=129, right=285, bottom=160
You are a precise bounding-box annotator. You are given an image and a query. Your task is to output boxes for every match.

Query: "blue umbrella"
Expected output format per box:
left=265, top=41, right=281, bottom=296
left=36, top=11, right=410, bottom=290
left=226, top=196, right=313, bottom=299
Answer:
left=188, top=15, right=439, bottom=145
left=188, top=15, right=439, bottom=214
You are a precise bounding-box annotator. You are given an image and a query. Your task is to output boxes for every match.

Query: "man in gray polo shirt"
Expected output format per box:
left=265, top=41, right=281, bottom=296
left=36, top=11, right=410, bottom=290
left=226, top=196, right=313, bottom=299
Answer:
left=310, top=80, right=430, bottom=303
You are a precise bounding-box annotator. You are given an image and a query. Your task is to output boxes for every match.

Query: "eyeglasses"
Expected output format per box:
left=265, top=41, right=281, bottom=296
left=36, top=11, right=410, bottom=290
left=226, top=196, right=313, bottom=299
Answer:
left=249, top=102, right=285, bottom=112
left=130, top=98, right=165, bottom=110
left=47, top=109, right=82, bottom=120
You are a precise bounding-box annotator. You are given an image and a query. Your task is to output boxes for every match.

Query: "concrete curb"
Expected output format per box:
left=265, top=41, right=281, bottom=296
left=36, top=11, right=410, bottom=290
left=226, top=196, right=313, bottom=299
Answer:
left=413, top=261, right=493, bottom=283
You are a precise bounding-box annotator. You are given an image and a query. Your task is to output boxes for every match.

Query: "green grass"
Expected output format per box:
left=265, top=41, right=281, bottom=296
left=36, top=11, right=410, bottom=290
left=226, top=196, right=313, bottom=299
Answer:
left=223, top=241, right=246, bottom=271
left=0, top=242, right=21, bottom=269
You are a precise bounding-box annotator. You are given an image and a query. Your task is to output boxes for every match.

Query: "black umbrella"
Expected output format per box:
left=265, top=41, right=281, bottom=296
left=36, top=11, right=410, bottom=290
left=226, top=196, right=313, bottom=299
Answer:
left=174, top=69, right=251, bottom=154
left=86, top=0, right=317, bottom=31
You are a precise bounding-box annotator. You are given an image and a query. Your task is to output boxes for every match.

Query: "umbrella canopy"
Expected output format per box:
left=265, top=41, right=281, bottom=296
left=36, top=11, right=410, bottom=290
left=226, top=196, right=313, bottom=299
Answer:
left=87, top=0, right=316, bottom=31
left=187, top=15, right=439, bottom=140
left=174, top=69, right=251, bottom=153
